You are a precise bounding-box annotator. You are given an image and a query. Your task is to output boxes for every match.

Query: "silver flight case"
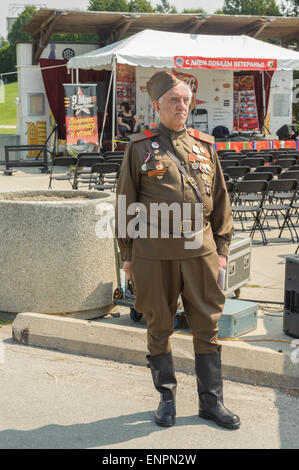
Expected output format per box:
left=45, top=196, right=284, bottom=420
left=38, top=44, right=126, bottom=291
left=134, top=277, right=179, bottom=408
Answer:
left=224, top=236, right=252, bottom=297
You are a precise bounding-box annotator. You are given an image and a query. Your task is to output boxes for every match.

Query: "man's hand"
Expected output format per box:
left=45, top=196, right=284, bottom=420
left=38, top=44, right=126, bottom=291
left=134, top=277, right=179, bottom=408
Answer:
left=219, top=255, right=227, bottom=269
left=123, top=261, right=131, bottom=280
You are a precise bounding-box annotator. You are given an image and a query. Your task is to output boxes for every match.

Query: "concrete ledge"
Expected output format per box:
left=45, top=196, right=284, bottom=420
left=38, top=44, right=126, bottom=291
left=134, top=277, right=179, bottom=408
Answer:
left=12, top=312, right=299, bottom=390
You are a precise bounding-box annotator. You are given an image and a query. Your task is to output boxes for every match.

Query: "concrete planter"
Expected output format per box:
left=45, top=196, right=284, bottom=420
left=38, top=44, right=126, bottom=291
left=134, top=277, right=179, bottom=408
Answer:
left=0, top=190, right=117, bottom=318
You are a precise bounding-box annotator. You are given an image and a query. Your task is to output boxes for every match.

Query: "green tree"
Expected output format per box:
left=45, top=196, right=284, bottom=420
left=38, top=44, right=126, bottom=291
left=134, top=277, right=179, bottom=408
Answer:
left=128, top=0, right=155, bottom=12
left=156, top=0, right=177, bottom=13
left=280, top=0, right=299, bottom=16
left=88, top=0, right=155, bottom=11
left=8, top=6, right=36, bottom=56
left=222, top=0, right=281, bottom=16
left=182, top=8, right=206, bottom=13
left=88, top=0, right=129, bottom=11
left=0, top=44, right=16, bottom=83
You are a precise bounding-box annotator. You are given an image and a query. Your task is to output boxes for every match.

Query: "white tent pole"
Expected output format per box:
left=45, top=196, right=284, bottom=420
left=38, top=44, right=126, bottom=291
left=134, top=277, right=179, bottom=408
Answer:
left=76, top=68, right=79, bottom=84
left=71, top=68, right=74, bottom=84
left=261, top=71, right=266, bottom=135
left=99, top=68, right=114, bottom=151
left=112, top=57, right=116, bottom=152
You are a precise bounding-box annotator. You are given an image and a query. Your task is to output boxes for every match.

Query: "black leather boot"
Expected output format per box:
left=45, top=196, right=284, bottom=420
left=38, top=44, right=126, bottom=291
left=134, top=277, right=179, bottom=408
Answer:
left=147, top=351, right=177, bottom=427
left=195, top=352, right=240, bottom=430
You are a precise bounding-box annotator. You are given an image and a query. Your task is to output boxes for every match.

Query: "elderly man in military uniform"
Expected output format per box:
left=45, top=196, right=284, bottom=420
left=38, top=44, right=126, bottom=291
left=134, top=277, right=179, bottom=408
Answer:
left=115, top=71, right=240, bottom=430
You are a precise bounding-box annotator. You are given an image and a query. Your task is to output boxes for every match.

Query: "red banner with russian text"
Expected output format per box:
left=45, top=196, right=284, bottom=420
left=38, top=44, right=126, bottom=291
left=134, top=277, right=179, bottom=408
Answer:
left=174, top=57, right=277, bottom=71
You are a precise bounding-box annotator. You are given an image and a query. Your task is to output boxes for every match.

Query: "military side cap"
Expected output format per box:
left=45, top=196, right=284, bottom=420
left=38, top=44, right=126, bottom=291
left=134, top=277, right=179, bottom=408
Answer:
left=147, top=71, right=182, bottom=102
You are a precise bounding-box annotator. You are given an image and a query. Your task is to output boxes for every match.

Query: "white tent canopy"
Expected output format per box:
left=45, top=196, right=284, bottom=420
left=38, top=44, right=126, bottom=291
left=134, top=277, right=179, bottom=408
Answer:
left=67, top=29, right=299, bottom=71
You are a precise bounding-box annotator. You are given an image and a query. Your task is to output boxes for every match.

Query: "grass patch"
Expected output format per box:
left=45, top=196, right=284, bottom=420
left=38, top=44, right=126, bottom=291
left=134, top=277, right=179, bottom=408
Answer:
left=0, top=81, right=18, bottom=127
left=0, top=127, right=16, bottom=135
left=0, top=317, right=13, bottom=328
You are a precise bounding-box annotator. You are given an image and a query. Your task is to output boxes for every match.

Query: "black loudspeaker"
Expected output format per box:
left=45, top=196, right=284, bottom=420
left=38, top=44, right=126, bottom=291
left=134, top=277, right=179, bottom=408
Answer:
left=276, top=124, right=295, bottom=140
left=284, top=255, right=299, bottom=338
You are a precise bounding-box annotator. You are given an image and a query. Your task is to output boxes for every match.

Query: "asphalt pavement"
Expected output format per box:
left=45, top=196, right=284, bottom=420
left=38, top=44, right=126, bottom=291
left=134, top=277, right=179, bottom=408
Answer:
left=0, top=323, right=298, bottom=450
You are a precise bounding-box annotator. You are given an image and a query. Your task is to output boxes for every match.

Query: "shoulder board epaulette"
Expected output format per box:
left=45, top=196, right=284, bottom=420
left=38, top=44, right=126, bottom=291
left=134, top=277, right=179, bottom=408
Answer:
left=129, top=128, right=160, bottom=143
left=187, top=128, right=215, bottom=145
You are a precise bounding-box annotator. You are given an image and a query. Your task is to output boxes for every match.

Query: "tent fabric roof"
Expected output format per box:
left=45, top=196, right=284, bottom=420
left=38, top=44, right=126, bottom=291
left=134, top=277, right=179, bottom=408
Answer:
left=67, top=29, right=299, bottom=71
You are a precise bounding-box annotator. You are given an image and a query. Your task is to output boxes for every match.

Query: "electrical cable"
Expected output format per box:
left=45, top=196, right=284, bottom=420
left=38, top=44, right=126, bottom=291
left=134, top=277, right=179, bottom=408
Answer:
left=175, top=331, right=293, bottom=344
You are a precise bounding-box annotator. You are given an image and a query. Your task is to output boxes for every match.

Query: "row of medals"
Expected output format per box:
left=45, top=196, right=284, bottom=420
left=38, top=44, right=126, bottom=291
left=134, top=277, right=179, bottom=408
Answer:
left=141, top=141, right=165, bottom=179
left=189, top=144, right=213, bottom=195
left=141, top=141, right=212, bottom=193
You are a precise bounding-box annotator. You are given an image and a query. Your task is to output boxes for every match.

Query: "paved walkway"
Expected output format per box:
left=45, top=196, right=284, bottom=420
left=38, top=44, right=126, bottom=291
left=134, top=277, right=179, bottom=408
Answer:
left=0, top=323, right=298, bottom=449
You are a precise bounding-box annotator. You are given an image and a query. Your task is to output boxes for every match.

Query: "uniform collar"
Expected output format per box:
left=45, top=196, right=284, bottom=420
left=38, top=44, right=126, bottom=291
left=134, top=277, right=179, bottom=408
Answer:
left=158, top=122, right=187, bottom=139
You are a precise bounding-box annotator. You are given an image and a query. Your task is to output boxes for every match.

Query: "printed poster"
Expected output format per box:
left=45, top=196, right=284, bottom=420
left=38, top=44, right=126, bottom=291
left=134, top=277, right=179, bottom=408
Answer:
left=116, top=64, right=136, bottom=136
left=233, top=76, right=259, bottom=132
left=64, top=84, right=99, bottom=157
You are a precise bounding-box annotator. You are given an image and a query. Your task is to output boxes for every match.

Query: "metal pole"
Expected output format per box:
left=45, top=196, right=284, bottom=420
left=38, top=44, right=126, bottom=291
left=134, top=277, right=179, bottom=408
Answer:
left=112, top=57, right=116, bottom=152
left=261, top=71, right=266, bottom=135
left=99, top=68, right=114, bottom=151
left=76, top=68, right=79, bottom=84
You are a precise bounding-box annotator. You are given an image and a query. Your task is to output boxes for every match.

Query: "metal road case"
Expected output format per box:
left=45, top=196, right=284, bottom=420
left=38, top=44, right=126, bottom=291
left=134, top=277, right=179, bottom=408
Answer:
left=224, top=236, right=252, bottom=297
left=218, top=298, right=258, bottom=338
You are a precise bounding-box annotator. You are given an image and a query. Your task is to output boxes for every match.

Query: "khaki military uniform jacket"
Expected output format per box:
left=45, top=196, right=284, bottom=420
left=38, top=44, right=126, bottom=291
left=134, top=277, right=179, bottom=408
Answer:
left=115, top=122, right=233, bottom=261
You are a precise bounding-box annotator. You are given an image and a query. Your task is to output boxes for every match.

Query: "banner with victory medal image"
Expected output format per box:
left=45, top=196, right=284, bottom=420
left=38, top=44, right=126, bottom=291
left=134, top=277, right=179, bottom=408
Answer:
left=64, top=84, right=99, bottom=157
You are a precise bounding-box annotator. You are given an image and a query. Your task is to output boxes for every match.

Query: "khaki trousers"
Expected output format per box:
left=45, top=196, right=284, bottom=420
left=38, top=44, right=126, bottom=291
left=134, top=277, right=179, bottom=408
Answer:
left=130, top=251, right=225, bottom=356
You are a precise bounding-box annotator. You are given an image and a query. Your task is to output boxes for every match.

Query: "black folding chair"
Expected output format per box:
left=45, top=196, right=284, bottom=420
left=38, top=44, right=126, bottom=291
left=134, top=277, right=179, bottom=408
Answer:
left=224, top=166, right=251, bottom=182
left=104, top=151, right=125, bottom=158
left=241, top=157, right=265, bottom=169
left=244, top=172, right=273, bottom=182
left=221, top=160, right=240, bottom=170
left=218, top=149, right=236, bottom=154
left=225, top=180, right=235, bottom=204
left=283, top=150, right=299, bottom=160
left=89, top=162, right=121, bottom=191
left=256, top=153, right=272, bottom=164
left=260, top=179, right=298, bottom=242
left=289, top=165, right=299, bottom=171
left=105, top=155, right=124, bottom=164
left=240, top=149, right=257, bottom=155
left=231, top=180, right=269, bottom=244
left=73, top=155, right=105, bottom=189
left=217, top=150, right=234, bottom=157
left=254, top=165, right=282, bottom=177
left=279, top=171, right=299, bottom=182
left=278, top=172, right=299, bottom=224
left=275, top=158, right=297, bottom=169
left=222, top=152, right=243, bottom=160
left=48, top=156, right=77, bottom=189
